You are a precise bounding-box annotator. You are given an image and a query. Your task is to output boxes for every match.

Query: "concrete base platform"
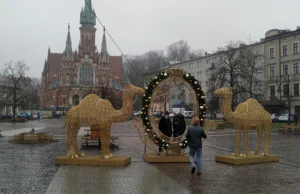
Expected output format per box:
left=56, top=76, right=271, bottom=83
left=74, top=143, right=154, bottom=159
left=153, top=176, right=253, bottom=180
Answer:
left=56, top=155, right=131, bottom=167
left=143, top=153, right=194, bottom=163
left=9, top=140, right=58, bottom=144
left=216, top=154, right=280, bottom=165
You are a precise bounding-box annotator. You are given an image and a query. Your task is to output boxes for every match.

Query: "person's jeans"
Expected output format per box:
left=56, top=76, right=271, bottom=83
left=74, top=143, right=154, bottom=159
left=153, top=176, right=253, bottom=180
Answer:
left=189, top=147, right=202, bottom=172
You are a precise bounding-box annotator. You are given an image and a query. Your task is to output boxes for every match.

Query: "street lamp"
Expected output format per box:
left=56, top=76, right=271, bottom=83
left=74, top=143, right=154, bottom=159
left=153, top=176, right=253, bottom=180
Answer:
left=276, top=74, right=296, bottom=125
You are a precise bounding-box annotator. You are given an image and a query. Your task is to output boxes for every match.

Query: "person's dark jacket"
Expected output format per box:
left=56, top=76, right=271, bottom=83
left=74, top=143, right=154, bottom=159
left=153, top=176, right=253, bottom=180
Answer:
left=159, top=116, right=172, bottom=137
left=294, top=114, right=299, bottom=121
left=173, top=114, right=186, bottom=136
left=185, top=126, right=207, bottom=148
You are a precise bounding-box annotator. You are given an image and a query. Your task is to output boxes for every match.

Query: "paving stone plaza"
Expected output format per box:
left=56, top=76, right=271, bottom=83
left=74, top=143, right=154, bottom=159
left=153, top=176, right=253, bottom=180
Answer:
left=0, top=119, right=300, bottom=194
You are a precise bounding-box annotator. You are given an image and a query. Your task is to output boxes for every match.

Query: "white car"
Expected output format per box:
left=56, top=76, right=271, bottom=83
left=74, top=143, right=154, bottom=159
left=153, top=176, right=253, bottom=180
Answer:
left=169, top=112, right=175, bottom=118
left=278, top=114, right=294, bottom=122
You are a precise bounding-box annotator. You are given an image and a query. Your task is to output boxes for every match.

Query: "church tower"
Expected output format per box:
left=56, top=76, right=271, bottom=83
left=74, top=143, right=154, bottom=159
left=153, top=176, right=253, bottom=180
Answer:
left=78, top=0, right=97, bottom=58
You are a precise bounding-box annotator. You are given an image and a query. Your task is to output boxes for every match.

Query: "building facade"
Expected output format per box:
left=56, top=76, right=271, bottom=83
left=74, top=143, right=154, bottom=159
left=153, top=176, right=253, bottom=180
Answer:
left=144, top=42, right=265, bottom=113
left=263, top=27, right=300, bottom=114
left=40, top=0, right=123, bottom=109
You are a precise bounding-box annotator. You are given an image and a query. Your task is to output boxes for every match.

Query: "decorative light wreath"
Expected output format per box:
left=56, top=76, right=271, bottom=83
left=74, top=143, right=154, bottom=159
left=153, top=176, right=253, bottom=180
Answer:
left=141, top=70, right=207, bottom=151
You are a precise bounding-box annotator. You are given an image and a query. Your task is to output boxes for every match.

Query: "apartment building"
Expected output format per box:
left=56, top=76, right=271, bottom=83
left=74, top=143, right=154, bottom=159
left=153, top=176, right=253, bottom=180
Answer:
left=263, top=27, right=300, bottom=114
left=143, top=41, right=264, bottom=113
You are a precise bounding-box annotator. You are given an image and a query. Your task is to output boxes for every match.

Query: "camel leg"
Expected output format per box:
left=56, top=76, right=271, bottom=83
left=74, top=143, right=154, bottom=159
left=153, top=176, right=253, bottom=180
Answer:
left=240, top=126, right=249, bottom=157
left=74, top=123, right=85, bottom=158
left=251, top=126, right=263, bottom=155
left=262, top=123, right=271, bottom=156
left=232, top=126, right=241, bottom=156
left=99, top=124, right=113, bottom=159
left=66, top=121, right=80, bottom=158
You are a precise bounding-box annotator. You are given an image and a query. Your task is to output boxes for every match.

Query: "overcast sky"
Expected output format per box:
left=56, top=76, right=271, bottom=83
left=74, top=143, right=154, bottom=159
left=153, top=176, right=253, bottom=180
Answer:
left=1, top=0, right=300, bottom=77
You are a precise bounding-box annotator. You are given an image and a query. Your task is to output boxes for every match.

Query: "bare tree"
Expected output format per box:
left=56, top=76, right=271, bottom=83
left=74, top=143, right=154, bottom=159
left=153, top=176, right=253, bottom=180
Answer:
left=167, top=40, right=191, bottom=62
left=190, top=48, right=206, bottom=58
left=80, top=85, right=121, bottom=109
left=206, top=63, right=221, bottom=118
left=242, top=48, right=264, bottom=101
left=1, top=61, right=31, bottom=117
left=214, top=41, right=247, bottom=109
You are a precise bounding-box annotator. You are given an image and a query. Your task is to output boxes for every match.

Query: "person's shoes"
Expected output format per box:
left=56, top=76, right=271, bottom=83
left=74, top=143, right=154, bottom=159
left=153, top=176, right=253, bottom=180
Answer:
left=197, top=172, right=201, bottom=176
left=191, top=166, right=196, bottom=174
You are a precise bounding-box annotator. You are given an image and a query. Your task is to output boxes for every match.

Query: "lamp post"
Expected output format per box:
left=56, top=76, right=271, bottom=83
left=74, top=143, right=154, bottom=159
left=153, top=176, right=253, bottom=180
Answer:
left=276, top=74, right=295, bottom=125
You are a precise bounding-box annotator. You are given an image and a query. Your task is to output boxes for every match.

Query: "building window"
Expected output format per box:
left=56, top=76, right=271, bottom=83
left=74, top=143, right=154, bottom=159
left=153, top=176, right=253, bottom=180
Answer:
left=283, top=84, right=289, bottom=96
left=270, top=66, right=275, bottom=77
left=171, top=95, right=175, bottom=99
left=293, top=43, right=298, bottom=54
left=197, top=71, right=202, bottom=77
left=270, top=48, right=275, bottom=58
left=256, top=68, right=263, bottom=73
left=282, top=45, right=288, bottom=56
left=189, top=63, right=193, bottom=68
left=197, top=61, right=202, bottom=67
left=294, top=63, right=299, bottom=74
left=270, top=86, right=275, bottom=97
left=255, top=81, right=263, bottom=86
left=79, top=63, right=94, bottom=85
left=294, top=83, right=299, bottom=96
left=283, top=65, right=288, bottom=75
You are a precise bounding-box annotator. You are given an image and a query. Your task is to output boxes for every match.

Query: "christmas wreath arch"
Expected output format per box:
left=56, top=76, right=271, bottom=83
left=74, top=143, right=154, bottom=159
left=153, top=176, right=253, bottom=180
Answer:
left=141, top=69, right=207, bottom=153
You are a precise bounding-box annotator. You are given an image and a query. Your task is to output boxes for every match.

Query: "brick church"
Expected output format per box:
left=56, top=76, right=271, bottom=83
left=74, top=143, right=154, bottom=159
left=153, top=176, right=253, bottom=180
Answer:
left=40, top=0, right=123, bottom=109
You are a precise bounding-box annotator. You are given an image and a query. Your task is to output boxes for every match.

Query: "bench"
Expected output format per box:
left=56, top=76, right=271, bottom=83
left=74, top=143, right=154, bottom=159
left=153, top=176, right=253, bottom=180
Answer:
left=279, top=125, right=300, bottom=136
left=81, top=135, right=120, bottom=150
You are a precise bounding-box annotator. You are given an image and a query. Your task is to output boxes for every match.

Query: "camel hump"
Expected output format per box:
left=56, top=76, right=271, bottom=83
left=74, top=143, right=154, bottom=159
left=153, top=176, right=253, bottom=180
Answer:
left=234, top=98, right=264, bottom=116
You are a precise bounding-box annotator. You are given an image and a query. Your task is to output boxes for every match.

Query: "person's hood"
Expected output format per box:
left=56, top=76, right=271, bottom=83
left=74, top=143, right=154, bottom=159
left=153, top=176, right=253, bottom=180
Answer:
left=176, top=114, right=185, bottom=119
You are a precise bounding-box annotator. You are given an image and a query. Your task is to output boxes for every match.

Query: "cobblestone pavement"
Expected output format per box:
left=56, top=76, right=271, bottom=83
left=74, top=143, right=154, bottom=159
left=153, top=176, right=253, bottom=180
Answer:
left=1, top=119, right=300, bottom=194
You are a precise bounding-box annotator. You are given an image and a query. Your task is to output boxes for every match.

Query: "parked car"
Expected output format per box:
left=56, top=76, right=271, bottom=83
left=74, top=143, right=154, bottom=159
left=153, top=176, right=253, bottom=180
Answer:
left=17, top=112, right=30, bottom=119
left=278, top=114, right=295, bottom=122
left=271, top=113, right=280, bottom=122
left=169, top=111, right=175, bottom=118
left=0, top=113, right=12, bottom=120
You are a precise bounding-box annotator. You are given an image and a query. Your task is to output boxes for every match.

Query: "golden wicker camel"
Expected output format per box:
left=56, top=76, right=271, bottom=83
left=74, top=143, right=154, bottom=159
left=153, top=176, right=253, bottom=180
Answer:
left=64, top=84, right=144, bottom=159
left=214, top=87, right=271, bottom=157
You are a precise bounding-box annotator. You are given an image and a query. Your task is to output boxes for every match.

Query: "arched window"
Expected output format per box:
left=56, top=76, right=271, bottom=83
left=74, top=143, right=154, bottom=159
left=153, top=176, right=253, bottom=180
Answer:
left=79, top=63, right=93, bottom=85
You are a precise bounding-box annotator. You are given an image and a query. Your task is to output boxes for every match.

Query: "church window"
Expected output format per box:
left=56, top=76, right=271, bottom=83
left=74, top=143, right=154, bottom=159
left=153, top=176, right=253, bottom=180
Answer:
left=79, top=63, right=94, bottom=85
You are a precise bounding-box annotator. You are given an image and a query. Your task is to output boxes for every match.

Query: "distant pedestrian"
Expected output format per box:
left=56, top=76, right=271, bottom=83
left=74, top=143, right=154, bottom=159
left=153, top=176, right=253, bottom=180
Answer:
left=37, top=112, right=40, bottom=120
left=173, top=113, right=186, bottom=137
left=185, top=117, right=207, bottom=175
left=158, top=111, right=172, bottom=152
left=294, top=114, right=298, bottom=126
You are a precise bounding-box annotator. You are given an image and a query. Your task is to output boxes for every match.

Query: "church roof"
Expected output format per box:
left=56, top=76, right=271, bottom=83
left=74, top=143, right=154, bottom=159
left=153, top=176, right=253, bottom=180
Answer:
left=48, top=53, right=63, bottom=71
left=112, top=80, right=123, bottom=91
left=48, top=79, right=59, bottom=89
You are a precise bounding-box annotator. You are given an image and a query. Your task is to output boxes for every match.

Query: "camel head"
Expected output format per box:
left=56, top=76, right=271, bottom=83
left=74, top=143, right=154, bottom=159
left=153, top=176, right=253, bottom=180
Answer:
left=214, top=87, right=232, bottom=98
left=124, top=84, right=145, bottom=97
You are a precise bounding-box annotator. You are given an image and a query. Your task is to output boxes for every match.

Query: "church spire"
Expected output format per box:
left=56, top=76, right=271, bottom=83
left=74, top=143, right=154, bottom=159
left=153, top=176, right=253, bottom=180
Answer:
left=80, top=0, right=96, bottom=27
left=99, top=27, right=110, bottom=64
left=63, top=24, right=74, bottom=61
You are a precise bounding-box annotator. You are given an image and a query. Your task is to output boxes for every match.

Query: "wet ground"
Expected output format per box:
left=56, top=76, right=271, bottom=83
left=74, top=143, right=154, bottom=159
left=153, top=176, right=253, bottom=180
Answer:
left=0, top=119, right=299, bottom=194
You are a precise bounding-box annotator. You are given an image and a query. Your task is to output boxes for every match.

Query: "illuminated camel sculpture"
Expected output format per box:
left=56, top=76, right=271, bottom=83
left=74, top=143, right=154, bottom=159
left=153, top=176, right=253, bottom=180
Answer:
left=214, top=87, right=271, bottom=157
left=64, top=83, right=144, bottom=159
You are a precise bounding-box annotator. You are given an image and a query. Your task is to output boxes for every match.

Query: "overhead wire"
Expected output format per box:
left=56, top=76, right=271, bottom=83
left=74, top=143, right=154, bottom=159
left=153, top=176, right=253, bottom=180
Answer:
left=83, top=0, right=133, bottom=69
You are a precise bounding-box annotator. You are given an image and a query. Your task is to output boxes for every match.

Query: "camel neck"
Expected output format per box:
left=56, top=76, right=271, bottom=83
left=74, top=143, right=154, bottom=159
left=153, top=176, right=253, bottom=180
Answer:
left=221, top=94, right=234, bottom=122
left=112, top=89, right=134, bottom=122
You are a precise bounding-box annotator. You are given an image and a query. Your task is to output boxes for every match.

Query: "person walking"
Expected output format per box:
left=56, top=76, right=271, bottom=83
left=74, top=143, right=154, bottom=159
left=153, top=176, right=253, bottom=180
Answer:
left=185, top=117, right=207, bottom=175
left=294, top=114, right=299, bottom=126
left=173, top=113, right=186, bottom=137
